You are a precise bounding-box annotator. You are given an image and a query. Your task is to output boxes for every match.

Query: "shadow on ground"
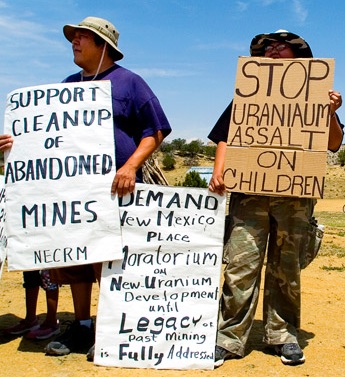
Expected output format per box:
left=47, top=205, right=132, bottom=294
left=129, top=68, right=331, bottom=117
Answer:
left=245, top=319, right=315, bottom=357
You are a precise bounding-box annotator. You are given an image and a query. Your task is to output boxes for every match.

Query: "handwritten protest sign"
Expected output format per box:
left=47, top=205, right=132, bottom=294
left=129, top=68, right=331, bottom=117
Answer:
left=95, top=184, right=225, bottom=370
left=225, top=57, right=334, bottom=198
left=3, top=81, right=122, bottom=271
left=0, top=176, right=6, bottom=278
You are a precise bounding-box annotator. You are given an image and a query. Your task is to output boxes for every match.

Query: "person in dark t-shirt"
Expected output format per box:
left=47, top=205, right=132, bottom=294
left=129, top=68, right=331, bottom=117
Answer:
left=0, top=16, right=172, bottom=360
left=209, top=30, right=343, bottom=368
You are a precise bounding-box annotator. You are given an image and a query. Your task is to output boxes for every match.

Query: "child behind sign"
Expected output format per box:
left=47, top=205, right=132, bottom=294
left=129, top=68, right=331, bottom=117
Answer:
left=4, top=270, right=59, bottom=340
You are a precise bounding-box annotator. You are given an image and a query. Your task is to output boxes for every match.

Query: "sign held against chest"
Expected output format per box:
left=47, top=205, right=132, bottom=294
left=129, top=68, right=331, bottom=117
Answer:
left=225, top=56, right=334, bottom=198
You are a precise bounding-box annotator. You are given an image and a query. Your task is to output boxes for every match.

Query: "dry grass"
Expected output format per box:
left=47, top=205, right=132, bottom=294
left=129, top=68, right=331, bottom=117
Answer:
left=323, top=164, right=345, bottom=198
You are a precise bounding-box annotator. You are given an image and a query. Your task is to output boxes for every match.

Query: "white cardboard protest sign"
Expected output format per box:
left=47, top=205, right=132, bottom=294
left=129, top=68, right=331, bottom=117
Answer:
left=3, top=81, right=122, bottom=270
left=0, top=175, right=6, bottom=278
left=225, top=57, right=334, bottom=198
left=95, top=184, right=226, bottom=370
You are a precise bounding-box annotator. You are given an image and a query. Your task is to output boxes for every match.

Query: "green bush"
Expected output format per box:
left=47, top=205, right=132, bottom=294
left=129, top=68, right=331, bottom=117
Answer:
left=162, top=153, right=176, bottom=170
left=337, top=149, right=345, bottom=166
left=178, top=170, right=208, bottom=188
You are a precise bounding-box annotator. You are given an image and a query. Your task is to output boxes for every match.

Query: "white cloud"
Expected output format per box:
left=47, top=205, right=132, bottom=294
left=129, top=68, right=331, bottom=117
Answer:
left=0, top=15, right=60, bottom=45
left=0, top=14, right=68, bottom=65
left=258, top=0, right=282, bottom=5
left=256, top=0, right=308, bottom=23
left=236, top=1, right=249, bottom=12
left=0, top=15, right=42, bottom=39
left=292, top=0, right=308, bottom=23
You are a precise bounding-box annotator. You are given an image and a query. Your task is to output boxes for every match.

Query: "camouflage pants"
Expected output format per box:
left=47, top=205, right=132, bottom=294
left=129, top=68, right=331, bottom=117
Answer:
left=217, top=193, right=315, bottom=357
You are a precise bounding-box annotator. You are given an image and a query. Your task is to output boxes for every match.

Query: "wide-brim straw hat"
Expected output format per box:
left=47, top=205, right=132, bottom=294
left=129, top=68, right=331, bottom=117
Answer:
left=63, top=16, right=124, bottom=61
left=250, top=29, right=313, bottom=58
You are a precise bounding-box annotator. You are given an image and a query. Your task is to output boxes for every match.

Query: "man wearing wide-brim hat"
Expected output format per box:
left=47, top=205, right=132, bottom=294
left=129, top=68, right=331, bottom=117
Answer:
left=38, top=16, right=171, bottom=360
left=63, top=16, right=124, bottom=64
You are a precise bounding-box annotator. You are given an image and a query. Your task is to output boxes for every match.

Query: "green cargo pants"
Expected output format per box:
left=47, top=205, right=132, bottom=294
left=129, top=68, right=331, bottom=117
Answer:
left=217, top=193, right=315, bottom=357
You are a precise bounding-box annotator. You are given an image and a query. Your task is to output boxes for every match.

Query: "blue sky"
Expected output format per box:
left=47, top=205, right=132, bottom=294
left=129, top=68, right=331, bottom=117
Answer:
left=1, top=0, right=345, bottom=142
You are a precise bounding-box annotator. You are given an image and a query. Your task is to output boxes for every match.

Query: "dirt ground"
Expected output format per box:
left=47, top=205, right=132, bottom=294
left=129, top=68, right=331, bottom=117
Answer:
left=1, top=157, right=345, bottom=377
left=0, top=197, right=344, bottom=377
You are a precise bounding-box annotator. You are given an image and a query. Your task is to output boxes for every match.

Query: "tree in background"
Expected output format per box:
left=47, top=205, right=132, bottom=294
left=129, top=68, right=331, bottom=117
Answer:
left=202, top=144, right=216, bottom=158
left=160, top=138, right=215, bottom=158
left=170, top=138, right=186, bottom=151
left=162, top=153, right=176, bottom=170
left=338, top=149, right=345, bottom=166
left=178, top=170, right=208, bottom=188
left=159, top=141, right=174, bottom=153
left=180, top=139, right=203, bottom=157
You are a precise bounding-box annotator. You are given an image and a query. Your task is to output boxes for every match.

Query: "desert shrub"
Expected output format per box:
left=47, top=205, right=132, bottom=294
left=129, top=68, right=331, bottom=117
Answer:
left=162, top=153, right=176, bottom=170
left=337, top=149, right=345, bottom=166
left=178, top=170, right=208, bottom=188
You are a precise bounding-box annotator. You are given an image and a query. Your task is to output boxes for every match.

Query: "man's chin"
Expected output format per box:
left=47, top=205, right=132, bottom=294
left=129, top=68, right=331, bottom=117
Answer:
left=74, top=58, right=83, bottom=68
